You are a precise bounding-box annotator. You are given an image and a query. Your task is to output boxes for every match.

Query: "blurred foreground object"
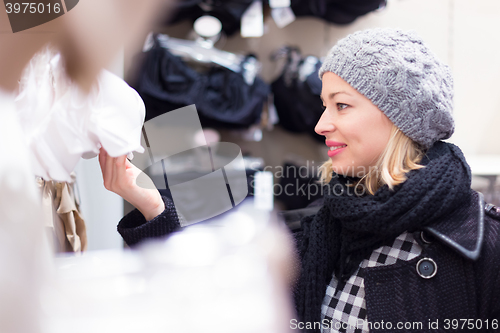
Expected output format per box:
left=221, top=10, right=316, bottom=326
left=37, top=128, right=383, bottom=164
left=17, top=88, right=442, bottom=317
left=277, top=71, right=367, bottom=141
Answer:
left=0, top=0, right=172, bottom=93
left=0, top=1, right=173, bottom=332
left=55, top=0, right=173, bottom=92
left=0, top=90, right=50, bottom=333
left=42, top=199, right=297, bottom=333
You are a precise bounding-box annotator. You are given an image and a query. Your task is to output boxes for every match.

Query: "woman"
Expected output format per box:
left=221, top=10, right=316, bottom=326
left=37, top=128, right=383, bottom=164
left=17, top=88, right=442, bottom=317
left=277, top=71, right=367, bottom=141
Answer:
left=100, top=28, right=500, bottom=332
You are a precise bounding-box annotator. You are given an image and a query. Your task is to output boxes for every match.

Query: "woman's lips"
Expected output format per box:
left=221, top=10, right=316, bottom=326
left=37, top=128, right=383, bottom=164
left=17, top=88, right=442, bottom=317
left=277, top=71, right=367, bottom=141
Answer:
left=325, top=140, right=346, bottom=146
left=326, top=140, right=347, bottom=157
left=327, top=145, right=347, bottom=157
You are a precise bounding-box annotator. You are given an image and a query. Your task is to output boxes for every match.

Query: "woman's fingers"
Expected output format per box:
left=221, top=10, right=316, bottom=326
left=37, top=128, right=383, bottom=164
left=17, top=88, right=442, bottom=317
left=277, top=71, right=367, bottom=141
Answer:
left=111, top=155, right=128, bottom=192
left=99, top=148, right=130, bottom=194
left=104, top=149, right=115, bottom=190
left=125, top=158, right=142, bottom=181
left=99, top=148, right=113, bottom=190
left=98, top=150, right=164, bottom=220
left=98, top=149, right=107, bottom=179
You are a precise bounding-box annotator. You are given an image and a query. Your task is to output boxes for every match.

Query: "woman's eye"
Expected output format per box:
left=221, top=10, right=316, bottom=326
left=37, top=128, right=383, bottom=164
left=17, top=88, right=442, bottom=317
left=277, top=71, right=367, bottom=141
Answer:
left=337, top=103, right=349, bottom=111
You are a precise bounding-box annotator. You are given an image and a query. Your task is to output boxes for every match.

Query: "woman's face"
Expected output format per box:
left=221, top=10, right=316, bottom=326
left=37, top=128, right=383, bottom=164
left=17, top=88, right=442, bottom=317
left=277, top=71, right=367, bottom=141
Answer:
left=315, top=72, right=393, bottom=177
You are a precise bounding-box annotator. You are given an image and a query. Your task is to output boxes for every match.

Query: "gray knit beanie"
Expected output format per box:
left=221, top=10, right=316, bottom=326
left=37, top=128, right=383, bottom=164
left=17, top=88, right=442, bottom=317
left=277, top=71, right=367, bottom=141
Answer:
left=319, top=28, right=454, bottom=149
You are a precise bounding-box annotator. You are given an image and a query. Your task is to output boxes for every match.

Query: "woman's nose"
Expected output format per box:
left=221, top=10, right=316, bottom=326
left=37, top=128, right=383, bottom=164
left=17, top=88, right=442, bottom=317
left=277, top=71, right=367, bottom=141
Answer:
left=315, top=110, right=335, bottom=136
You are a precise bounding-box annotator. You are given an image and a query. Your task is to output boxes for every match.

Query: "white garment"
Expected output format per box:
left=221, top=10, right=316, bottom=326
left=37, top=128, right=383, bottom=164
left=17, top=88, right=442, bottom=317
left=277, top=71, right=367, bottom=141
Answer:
left=0, top=89, right=47, bottom=333
left=15, top=49, right=145, bottom=182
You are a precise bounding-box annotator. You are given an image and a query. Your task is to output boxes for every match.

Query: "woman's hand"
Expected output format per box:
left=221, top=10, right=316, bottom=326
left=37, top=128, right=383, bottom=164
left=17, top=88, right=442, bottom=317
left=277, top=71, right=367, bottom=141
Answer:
left=98, top=149, right=165, bottom=221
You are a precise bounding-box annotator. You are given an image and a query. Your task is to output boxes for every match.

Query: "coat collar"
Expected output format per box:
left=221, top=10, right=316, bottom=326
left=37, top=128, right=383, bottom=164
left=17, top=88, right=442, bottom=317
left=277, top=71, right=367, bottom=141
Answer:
left=282, top=191, right=488, bottom=261
left=423, top=191, right=485, bottom=261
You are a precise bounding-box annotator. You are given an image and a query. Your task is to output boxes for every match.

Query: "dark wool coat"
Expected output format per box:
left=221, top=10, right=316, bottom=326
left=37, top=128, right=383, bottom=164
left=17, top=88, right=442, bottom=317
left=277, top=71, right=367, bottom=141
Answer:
left=363, top=194, right=500, bottom=331
left=117, top=191, right=500, bottom=332
left=288, top=191, right=500, bottom=332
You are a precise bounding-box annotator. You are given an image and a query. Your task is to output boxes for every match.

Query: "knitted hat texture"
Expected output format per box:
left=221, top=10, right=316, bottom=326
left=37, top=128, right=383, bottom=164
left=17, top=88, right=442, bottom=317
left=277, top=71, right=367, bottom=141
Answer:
left=319, top=28, right=454, bottom=149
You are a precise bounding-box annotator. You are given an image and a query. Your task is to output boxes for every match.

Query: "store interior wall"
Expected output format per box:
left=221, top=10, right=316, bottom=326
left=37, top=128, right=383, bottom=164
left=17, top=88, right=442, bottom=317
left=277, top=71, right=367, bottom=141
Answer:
left=81, top=0, right=500, bottom=250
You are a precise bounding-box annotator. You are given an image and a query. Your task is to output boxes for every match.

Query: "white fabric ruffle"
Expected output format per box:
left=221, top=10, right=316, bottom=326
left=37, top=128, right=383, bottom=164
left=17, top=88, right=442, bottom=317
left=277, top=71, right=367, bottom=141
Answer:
left=15, top=48, right=145, bottom=182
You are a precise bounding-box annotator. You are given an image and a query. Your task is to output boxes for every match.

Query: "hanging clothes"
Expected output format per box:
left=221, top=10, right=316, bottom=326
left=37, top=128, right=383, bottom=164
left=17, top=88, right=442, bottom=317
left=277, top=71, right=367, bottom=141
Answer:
left=165, top=0, right=254, bottom=36
left=271, top=47, right=324, bottom=142
left=166, top=0, right=386, bottom=30
left=289, top=0, right=387, bottom=25
left=134, top=41, right=270, bottom=128
left=15, top=48, right=146, bottom=182
left=37, top=173, right=87, bottom=253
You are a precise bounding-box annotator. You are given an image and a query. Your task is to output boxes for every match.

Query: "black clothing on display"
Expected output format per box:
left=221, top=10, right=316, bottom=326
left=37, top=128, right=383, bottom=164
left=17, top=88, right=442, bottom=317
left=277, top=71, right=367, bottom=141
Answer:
left=290, top=0, right=387, bottom=25
left=165, top=0, right=386, bottom=29
left=165, top=0, right=254, bottom=36
left=271, top=47, right=324, bottom=142
left=134, top=42, right=269, bottom=128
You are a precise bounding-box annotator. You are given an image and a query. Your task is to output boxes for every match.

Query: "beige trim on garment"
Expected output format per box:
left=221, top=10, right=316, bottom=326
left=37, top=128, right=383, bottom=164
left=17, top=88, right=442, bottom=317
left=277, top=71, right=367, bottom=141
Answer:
left=36, top=173, right=87, bottom=253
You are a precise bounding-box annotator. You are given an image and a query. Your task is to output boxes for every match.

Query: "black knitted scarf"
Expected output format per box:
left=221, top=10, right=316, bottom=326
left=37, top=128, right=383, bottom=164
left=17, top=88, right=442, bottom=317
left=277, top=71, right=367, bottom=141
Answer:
left=294, top=141, right=472, bottom=331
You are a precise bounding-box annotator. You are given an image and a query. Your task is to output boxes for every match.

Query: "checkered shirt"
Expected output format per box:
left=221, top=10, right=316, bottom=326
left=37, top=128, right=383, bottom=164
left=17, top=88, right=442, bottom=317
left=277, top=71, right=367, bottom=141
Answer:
left=320, top=232, right=422, bottom=333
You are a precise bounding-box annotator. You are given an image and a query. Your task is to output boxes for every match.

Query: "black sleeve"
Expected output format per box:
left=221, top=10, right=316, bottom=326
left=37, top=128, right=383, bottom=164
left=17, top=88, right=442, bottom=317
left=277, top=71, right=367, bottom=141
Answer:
left=117, top=196, right=181, bottom=247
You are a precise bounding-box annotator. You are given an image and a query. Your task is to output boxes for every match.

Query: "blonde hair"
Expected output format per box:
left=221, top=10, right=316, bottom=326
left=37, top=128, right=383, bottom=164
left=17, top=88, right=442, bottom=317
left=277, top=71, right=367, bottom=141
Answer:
left=318, top=126, right=425, bottom=195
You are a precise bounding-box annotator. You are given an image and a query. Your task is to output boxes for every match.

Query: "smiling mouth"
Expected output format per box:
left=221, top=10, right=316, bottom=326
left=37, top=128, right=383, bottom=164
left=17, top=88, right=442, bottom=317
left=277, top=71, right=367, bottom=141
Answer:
left=327, top=144, right=347, bottom=158
left=329, top=145, right=347, bottom=151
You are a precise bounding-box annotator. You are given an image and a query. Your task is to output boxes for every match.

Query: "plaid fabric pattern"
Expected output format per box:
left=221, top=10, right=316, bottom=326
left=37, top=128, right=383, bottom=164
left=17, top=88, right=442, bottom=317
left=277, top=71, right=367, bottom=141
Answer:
left=321, top=232, right=422, bottom=333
